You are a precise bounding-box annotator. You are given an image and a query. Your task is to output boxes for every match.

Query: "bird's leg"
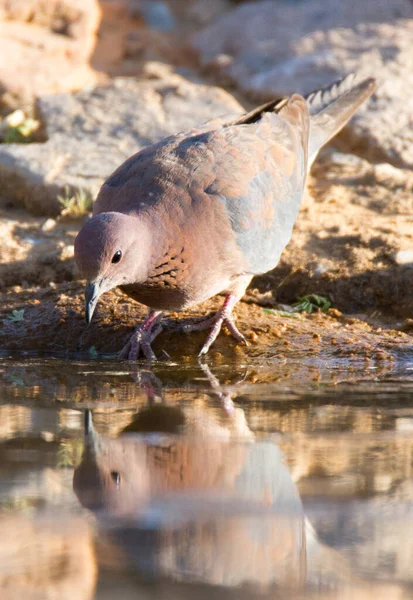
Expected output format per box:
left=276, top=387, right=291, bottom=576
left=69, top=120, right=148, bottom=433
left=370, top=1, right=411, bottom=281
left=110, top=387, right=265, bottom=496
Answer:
left=119, top=310, right=163, bottom=361
left=181, top=294, right=248, bottom=356
left=199, top=361, right=236, bottom=416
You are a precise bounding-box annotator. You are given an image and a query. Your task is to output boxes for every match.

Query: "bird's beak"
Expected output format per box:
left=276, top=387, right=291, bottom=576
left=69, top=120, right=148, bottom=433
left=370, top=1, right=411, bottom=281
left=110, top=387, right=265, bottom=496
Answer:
left=84, top=409, right=101, bottom=456
left=85, top=280, right=102, bottom=324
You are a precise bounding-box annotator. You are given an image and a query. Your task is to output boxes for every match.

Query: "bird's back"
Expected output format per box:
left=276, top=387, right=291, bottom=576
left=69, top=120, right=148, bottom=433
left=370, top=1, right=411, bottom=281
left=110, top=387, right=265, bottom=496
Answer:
left=94, top=94, right=310, bottom=279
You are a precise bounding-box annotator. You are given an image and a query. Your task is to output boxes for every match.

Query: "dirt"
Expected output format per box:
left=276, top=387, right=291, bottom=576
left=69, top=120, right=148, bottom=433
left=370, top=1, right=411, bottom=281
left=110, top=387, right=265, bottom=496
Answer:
left=0, top=271, right=411, bottom=365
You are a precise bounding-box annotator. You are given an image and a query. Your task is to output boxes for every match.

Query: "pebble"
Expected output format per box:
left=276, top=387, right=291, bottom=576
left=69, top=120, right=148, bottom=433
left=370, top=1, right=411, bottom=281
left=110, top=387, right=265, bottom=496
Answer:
left=41, top=218, right=56, bottom=232
left=374, top=163, right=408, bottom=187
left=400, top=319, right=413, bottom=332
left=328, top=308, right=342, bottom=318
left=313, top=263, right=329, bottom=276
left=60, top=245, right=74, bottom=260
left=393, top=250, right=413, bottom=266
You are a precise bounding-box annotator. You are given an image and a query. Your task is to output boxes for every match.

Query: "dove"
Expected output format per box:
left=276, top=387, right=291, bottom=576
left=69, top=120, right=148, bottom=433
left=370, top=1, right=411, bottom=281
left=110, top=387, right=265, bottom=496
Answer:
left=74, top=74, right=376, bottom=359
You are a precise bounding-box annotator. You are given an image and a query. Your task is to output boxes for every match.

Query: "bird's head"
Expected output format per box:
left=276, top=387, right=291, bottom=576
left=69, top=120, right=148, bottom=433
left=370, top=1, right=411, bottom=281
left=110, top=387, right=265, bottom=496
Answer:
left=74, top=212, right=152, bottom=323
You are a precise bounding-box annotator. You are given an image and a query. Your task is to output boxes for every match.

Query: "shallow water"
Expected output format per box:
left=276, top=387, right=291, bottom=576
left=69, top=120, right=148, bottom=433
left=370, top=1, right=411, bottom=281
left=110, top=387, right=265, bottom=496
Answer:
left=1, top=354, right=413, bottom=599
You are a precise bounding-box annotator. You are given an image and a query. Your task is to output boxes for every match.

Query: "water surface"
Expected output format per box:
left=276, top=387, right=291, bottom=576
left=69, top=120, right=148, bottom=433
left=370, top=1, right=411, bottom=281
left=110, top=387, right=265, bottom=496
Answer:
left=1, top=354, right=413, bottom=599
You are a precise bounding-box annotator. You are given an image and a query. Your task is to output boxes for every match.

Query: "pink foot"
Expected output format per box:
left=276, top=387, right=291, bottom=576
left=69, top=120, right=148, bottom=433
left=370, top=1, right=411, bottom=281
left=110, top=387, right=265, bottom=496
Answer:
left=119, top=311, right=163, bottom=361
left=181, top=295, right=248, bottom=356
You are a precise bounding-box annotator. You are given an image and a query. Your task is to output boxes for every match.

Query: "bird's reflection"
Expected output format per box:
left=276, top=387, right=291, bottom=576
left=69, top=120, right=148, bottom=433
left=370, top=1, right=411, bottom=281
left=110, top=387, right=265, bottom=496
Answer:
left=73, top=364, right=350, bottom=594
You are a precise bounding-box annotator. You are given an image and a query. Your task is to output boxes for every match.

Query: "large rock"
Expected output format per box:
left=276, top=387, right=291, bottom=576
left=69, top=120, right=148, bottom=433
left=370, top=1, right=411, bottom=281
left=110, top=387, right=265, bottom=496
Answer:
left=0, top=0, right=101, bottom=107
left=0, top=65, right=243, bottom=215
left=193, top=0, right=413, bottom=167
left=92, top=0, right=230, bottom=77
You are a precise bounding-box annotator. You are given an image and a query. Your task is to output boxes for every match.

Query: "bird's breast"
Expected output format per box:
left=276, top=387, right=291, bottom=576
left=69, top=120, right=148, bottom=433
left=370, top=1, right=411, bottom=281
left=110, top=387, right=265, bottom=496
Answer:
left=120, top=283, right=191, bottom=312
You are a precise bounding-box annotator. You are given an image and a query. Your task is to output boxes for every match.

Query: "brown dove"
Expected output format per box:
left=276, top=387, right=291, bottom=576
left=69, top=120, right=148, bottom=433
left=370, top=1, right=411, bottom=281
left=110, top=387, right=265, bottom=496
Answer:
left=74, top=74, right=375, bottom=359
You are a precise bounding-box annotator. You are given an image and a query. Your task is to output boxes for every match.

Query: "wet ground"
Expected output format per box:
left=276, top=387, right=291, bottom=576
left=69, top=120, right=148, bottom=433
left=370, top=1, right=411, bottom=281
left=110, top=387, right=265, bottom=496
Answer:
left=1, top=353, right=413, bottom=599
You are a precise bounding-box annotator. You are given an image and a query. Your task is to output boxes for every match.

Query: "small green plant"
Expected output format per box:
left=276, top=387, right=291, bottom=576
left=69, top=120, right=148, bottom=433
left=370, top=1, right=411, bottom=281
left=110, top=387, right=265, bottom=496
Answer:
left=88, top=345, right=98, bottom=359
left=293, top=294, right=331, bottom=314
left=57, top=186, right=93, bottom=218
left=6, top=309, right=25, bottom=322
left=1, top=109, right=40, bottom=143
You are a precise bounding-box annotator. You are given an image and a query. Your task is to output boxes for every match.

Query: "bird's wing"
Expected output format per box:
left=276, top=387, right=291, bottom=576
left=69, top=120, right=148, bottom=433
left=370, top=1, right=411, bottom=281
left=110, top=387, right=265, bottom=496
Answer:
left=200, top=94, right=310, bottom=274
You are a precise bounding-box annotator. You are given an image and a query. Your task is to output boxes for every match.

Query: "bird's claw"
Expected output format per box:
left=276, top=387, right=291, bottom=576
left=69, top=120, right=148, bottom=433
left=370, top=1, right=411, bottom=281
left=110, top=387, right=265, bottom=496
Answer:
left=180, top=308, right=248, bottom=356
left=119, top=313, right=163, bottom=361
left=198, top=315, right=248, bottom=356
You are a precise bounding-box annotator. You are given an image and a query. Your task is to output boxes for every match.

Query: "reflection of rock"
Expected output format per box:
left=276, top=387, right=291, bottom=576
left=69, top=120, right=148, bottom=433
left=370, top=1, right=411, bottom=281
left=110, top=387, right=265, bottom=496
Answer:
left=281, top=432, right=413, bottom=586
left=305, top=495, right=413, bottom=589
left=193, top=0, right=413, bottom=167
left=0, top=65, right=242, bottom=215
left=282, top=433, right=413, bottom=497
left=0, top=514, right=96, bottom=600
left=0, top=0, right=101, bottom=106
left=304, top=473, right=413, bottom=585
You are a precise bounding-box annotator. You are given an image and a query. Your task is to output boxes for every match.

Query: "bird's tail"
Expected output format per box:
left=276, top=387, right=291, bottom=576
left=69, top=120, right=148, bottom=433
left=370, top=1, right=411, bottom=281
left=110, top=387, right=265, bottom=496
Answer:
left=306, top=74, right=376, bottom=164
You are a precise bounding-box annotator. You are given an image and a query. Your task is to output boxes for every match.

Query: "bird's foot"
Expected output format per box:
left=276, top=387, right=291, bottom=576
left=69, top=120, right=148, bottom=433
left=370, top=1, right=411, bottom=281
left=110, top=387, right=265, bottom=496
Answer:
left=180, top=295, right=248, bottom=356
left=119, top=311, right=163, bottom=361
left=198, top=313, right=247, bottom=356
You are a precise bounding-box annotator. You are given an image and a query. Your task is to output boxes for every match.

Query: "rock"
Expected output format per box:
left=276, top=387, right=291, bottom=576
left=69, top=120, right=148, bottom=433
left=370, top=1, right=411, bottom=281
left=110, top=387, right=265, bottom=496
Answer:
left=185, top=0, right=232, bottom=27
left=373, top=162, right=413, bottom=188
left=93, top=0, right=205, bottom=77
left=41, top=218, right=57, bottom=232
left=393, top=250, right=413, bottom=266
left=140, top=1, right=176, bottom=31
left=0, top=66, right=243, bottom=215
left=0, top=0, right=101, bottom=108
left=193, top=0, right=413, bottom=167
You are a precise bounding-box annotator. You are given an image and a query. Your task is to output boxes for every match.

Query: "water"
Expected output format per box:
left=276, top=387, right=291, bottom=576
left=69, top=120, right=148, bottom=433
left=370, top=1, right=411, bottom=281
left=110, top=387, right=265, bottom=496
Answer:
left=1, top=354, right=413, bottom=599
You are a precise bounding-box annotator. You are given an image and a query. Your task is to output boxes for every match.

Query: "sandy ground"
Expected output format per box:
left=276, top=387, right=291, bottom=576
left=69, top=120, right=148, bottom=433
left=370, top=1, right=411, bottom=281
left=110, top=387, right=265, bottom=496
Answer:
left=0, top=145, right=412, bottom=363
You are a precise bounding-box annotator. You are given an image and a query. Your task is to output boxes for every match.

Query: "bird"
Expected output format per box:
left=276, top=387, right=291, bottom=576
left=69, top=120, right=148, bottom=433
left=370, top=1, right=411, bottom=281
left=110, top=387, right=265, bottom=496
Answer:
left=74, top=74, right=376, bottom=359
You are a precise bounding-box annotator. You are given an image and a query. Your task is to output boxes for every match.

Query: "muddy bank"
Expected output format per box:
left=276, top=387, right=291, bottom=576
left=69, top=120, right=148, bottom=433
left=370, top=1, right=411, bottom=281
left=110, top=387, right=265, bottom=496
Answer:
left=0, top=150, right=412, bottom=363
left=0, top=278, right=412, bottom=364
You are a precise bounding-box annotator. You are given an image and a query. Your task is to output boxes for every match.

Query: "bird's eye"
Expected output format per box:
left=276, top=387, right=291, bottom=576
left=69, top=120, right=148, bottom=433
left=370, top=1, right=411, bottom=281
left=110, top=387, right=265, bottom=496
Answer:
left=111, top=250, right=122, bottom=264
left=110, top=471, right=121, bottom=487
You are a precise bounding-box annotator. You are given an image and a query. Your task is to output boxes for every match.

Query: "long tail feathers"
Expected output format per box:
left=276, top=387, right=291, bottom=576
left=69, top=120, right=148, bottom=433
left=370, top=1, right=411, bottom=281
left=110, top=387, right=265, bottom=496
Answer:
left=306, top=74, right=376, bottom=163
